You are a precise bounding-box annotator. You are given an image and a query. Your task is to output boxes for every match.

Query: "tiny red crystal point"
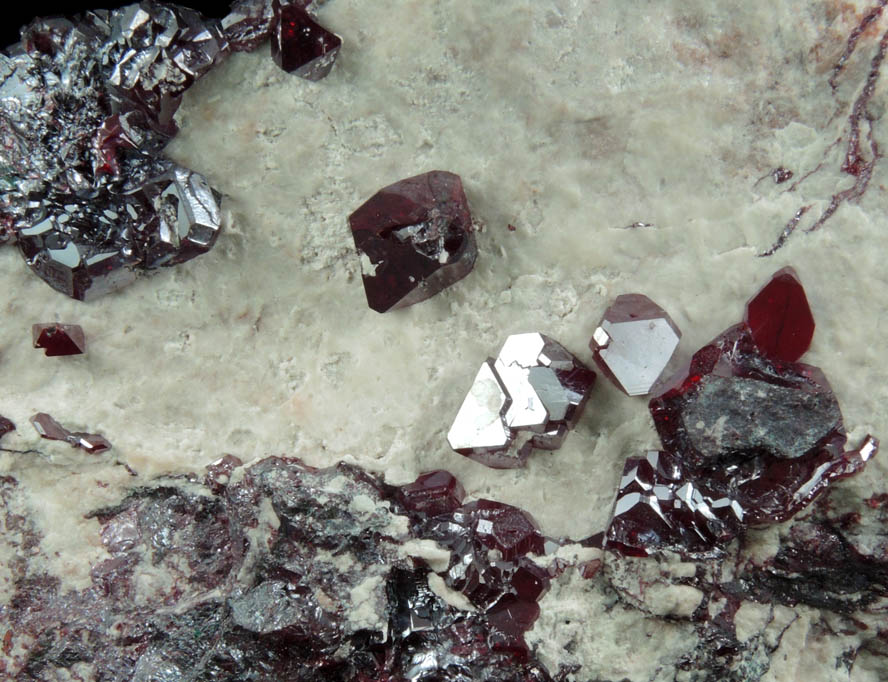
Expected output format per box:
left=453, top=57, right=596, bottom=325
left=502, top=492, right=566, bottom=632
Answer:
left=32, top=323, right=86, bottom=356
left=744, top=266, right=814, bottom=362
left=270, top=0, right=341, bottom=80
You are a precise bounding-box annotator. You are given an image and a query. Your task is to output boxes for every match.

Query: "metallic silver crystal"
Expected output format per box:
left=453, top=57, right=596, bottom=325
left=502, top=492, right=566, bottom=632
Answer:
left=591, top=294, right=681, bottom=396
left=447, top=333, right=595, bottom=468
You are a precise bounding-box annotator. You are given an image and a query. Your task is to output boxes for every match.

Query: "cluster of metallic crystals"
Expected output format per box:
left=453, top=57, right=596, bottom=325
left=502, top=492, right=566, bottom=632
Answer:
left=0, top=1, right=340, bottom=300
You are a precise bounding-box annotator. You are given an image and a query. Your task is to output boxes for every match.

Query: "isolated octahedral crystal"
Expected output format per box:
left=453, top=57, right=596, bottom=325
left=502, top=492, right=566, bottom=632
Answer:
left=32, top=323, right=86, bottom=356
left=349, top=171, right=477, bottom=312
left=448, top=333, right=596, bottom=468
left=590, top=293, right=681, bottom=396
left=270, top=0, right=341, bottom=80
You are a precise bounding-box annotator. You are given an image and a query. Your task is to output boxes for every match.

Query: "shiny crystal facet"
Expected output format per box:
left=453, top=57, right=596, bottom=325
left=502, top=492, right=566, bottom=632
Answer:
left=30, top=413, right=111, bottom=454
left=0, top=5, right=231, bottom=300
left=605, top=450, right=744, bottom=558
left=349, top=171, right=477, bottom=313
left=744, top=266, right=815, bottom=363
left=396, top=470, right=466, bottom=517
left=590, top=293, right=681, bottom=396
left=32, top=323, right=86, bottom=356
left=270, top=0, right=341, bottom=80
left=447, top=333, right=595, bottom=468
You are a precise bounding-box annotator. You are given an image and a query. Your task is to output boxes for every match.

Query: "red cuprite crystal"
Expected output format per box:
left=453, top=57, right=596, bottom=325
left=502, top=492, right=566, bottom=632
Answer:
left=0, top=416, right=14, bottom=440
left=744, top=267, right=815, bottom=363
left=458, top=500, right=545, bottom=561
left=397, top=470, right=466, bottom=517
left=270, top=0, right=342, bottom=80
left=650, top=324, right=843, bottom=469
left=349, top=171, right=477, bottom=312
left=30, top=413, right=111, bottom=454
left=590, top=293, right=681, bottom=396
left=32, top=323, right=86, bottom=356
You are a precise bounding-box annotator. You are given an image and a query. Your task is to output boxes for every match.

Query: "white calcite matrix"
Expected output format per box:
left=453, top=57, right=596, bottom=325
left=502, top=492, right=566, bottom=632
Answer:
left=1, top=1, right=887, bottom=680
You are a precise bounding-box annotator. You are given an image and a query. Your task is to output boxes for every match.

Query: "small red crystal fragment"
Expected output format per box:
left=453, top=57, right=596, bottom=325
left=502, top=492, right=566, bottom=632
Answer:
left=397, top=470, right=466, bottom=517
left=30, top=413, right=70, bottom=440
left=349, top=171, right=477, bottom=312
left=30, top=413, right=111, bottom=454
left=460, top=500, right=545, bottom=560
left=32, top=323, right=86, bottom=356
left=772, top=167, right=794, bottom=184
left=270, top=0, right=341, bottom=80
left=204, top=454, right=244, bottom=494
left=744, top=267, right=814, bottom=362
left=0, top=416, right=14, bottom=440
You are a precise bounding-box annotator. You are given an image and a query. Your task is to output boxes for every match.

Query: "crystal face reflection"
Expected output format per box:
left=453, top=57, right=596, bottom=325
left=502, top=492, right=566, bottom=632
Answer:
left=448, top=333, right=595, bottom=468
left=349, top=171, right=477, bottom=312
left=590, top=293, right=681, bottom=396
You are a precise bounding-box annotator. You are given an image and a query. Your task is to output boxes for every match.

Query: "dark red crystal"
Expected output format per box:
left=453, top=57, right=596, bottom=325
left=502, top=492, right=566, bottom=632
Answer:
left=30, top=413, right=111, bottom=454
left=349, top=171, right=477, bottom=312
left=650, top=324, right=842, bottom=468
left=32, top=323, right=86, bottom=356
left=0, top=416, right=14, bottom=440
left=744, top=266, right=815, bottom=363
left=605, top=450, right=744, bottom=557
left=397, top=470, right=466, bottom=517
left=458, top=500, right=545, bottom=561
left=270, top=0, right=342, bottom=80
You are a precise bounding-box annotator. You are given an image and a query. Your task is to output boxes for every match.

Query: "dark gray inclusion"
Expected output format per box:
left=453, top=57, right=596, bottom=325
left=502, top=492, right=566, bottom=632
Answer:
left=682, top=376, right=842, bottom=460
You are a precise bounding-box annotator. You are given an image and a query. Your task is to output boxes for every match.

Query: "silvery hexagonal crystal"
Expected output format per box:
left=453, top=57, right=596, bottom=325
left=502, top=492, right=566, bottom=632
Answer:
left=590, top=294, right=681, bottom=397
left=447, top=333, right=596, bottom=469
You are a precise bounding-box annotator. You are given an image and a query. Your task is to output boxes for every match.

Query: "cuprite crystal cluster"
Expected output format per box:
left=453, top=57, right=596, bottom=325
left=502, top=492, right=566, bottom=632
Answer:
left=447, top=332, right=596, bottom=468
left=604, top=267, right=879, bottom=557
left=0, top=1, right=340, bottom=300
left=2, top=456, right=555, bottom=680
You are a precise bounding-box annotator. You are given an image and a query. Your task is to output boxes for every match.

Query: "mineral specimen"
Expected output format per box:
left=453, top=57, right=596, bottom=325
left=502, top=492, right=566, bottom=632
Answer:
left=270, top=0, right=341, bottom=80
left=32, top=323, right=86, bottom=356
left=447, top=332, right=596, bottom=468
left=349, top=170, right=477, bottom=312
left=744, top=266, right=815, bottom=363
left=3, top=457, right=556, bottom=680
left=590, top=293, right=681, bottom=396
left=650, top=324, right=842, bottom=468
left=0, top=4, right=229, bottom=299
left=30, top=412, right=111, bottom=454
left=603, top=269, right=878, bottom=558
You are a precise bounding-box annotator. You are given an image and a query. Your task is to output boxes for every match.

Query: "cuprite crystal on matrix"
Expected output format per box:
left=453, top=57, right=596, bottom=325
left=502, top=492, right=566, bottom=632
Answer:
left=0, top=3, right=228, bottom=300
left=744, top=266, right=815, bottom=363
left=448, top=332, right=596, bottom=468
left=270, top=0, right=341, bottom=80
left=603, top=269, right=879, bottom=559
left=32, top=323, right=86, bottom=356
left=3, top=455, right=558, bottom=680
left=349, top=170, right=477, bottom=312
left=29, top=412, right=111, bottom=454
left=590, top=293, right=681, bottom=396
left=605, top=449, right=744, bottom=558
